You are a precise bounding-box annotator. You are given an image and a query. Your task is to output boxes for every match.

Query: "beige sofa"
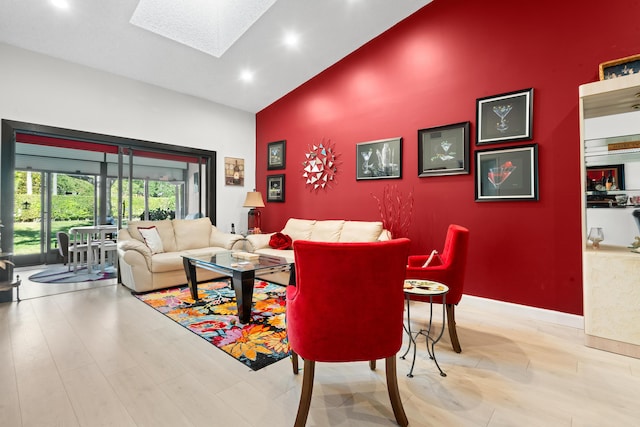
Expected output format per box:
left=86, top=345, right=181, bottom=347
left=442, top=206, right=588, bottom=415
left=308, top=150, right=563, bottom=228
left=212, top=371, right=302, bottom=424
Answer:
left=117, top=217, right=244, bottom=293
left=244, top=218, right=390, bottom=284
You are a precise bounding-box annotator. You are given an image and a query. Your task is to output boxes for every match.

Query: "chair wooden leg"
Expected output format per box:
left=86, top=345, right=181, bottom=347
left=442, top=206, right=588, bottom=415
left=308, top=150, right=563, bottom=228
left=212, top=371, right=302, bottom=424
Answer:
left=291, top=350, right=299, bottom=374
left=385, top=356, right=408, bottom=427
left=294, top=359, right=315, bottom=427
left=369, top=359, right=376, bottom=370
left=446, top=303, right=462, bottom=353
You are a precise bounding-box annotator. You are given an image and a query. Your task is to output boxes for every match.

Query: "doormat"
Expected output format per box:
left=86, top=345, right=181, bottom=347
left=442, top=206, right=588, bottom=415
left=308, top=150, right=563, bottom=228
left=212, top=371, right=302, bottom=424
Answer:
left=134, top=279, right=289, bottom=371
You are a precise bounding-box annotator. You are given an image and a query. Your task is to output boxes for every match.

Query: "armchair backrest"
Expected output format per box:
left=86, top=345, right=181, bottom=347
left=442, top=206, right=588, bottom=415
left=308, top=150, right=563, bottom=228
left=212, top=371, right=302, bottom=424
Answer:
left=287, top=238, right=411, bottom=362
left=56, top=231, right=69, bottom=259
left=441, top=224, right=469, bottom=266
left=414, top=224, right=469, bottom=305
left=442, top=224, right=469, bottom=302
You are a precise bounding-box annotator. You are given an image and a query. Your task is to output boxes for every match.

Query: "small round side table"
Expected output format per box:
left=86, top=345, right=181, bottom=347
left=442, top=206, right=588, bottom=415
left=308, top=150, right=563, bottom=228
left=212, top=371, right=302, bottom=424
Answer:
left=400, top=279, right=448, bottom=377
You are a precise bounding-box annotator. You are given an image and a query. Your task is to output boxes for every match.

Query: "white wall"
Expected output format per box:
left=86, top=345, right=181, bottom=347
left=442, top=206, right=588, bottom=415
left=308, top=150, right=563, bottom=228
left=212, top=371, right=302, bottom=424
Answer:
left=0, top=43, right=256, bottom=232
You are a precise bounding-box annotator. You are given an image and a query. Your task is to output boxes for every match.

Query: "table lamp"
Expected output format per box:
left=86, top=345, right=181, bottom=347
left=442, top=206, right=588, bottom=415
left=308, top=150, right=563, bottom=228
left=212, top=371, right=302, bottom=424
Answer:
left=243, top=190, right=265, bottom=233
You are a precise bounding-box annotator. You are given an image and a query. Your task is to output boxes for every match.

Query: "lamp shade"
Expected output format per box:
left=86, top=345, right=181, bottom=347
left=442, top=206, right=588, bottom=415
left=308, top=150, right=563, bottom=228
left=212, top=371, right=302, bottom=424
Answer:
left=243, top=191, right=265, bottom=208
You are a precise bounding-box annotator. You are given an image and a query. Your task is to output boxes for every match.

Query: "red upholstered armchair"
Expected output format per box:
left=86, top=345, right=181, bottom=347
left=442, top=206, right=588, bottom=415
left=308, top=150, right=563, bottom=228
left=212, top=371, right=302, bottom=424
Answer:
left=405, top=224, right=469, bottom=353
left=287, top=238, right=411, bottom=427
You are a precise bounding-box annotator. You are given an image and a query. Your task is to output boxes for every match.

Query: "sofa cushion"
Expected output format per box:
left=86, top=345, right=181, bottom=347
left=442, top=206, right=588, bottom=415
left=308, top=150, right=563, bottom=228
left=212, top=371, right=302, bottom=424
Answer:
left=282, top=218, right=316, bottom=241
left=138, top=226, right=165, bottom=254
left=128, top=220, right=177, bottom=252
left=255, top=248, right=295, bottom=263
left=246, top=233, right=274, bottom=251
left=338, top=221, right=384, bottom=242
left=309, top=220, right=344, bottom=242
left=149, top=252, right=185, bottom=273
left=182, top=247, right=230, bottom=258
left=173, top=217, right=212, bottom=250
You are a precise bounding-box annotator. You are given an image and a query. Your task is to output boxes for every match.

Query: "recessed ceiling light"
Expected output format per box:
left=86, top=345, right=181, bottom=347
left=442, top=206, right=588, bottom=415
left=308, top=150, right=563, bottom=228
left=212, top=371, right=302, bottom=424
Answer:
left=240, top=69, right=254, bottom=83
left=283, top=31, right=299, bottom=49
left=51, top=0, right=70, bottom=9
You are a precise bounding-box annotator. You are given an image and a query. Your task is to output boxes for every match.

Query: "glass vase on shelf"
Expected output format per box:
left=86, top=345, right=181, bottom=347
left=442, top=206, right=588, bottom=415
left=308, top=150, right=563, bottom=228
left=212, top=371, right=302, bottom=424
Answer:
left=587, top=227, right=604, bottom=249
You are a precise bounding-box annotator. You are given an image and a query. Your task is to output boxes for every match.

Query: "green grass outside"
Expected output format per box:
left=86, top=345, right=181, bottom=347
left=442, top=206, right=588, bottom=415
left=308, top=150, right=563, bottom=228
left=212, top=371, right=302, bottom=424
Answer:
left=13, top=220, right=94, bottom=255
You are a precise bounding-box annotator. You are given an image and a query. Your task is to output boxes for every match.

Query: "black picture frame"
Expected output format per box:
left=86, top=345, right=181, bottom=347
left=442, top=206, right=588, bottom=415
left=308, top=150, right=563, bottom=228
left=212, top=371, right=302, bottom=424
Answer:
left=267, top=140, right=286, bottom=170
left=356, top=137, right=402, bottom=180
left=476, top=88, right=533, bottom=145
left=586, top=164, right=625, bottom=191
left=418, top=121, right=470, bottom=177
left=267, top=174, right=285, bottom=202
left=475, top=144, right=538, bottom=201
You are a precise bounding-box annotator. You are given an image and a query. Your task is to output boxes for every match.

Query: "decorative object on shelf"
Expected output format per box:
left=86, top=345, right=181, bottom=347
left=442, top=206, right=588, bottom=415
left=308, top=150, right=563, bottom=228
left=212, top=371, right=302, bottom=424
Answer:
left=356, top=137, right=402, bottom=180
left=267, top=174, right=285, bottom=202
left=418, top=122, right=470, bottom=177
left=301, top=139, right=340, bottom=191
left=224, top=157, right=244, bottom=186
left=476, top=88, right=533, bottom=145
left=267, top=140, right=286, bottom=170
left=586, top=164, right=625, bottom=191
left=372, top=184, right=414, bottom=238
left=599, top=53, right=640, bottom=80
left=243, top=190, right=265, bottom=232
left=632, top=210, right=640, bottom=254
left=475, top=144, right=538, bottom=201
left=587, top=227, right=604, bottom=249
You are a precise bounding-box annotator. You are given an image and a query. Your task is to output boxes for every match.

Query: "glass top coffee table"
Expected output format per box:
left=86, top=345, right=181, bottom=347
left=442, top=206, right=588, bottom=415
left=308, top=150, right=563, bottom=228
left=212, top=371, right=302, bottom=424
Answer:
left=182, top=251, right=294, bottom=324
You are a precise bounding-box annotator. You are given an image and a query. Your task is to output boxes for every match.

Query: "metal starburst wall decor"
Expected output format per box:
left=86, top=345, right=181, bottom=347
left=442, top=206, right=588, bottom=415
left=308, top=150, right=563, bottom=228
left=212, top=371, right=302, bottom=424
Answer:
left=301, top=139, right=340, bottom=191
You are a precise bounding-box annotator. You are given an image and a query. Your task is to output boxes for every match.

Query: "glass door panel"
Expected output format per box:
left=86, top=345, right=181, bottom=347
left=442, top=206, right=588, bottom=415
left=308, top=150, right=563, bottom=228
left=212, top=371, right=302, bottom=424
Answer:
left=13, top=170, right=43, bottom=260
left=51, top=172, right=96, bottom=262
left=3, top=129, right=215, bottom=268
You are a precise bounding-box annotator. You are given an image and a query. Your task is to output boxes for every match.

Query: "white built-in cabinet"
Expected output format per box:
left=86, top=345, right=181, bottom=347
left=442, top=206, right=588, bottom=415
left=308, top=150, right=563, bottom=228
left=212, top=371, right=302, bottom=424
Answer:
left=579, top=73, right=640, bottom=358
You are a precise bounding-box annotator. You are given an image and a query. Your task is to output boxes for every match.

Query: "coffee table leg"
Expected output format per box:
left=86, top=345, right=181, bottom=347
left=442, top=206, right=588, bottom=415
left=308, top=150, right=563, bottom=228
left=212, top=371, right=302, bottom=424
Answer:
left=183, top=257, right=199, bottom=300
left=233, top=270, right=256, bottom=324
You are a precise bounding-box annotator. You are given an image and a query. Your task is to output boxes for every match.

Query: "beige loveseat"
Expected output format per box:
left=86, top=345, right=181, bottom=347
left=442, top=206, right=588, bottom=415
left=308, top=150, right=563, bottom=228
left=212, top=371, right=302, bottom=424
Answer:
left=117, top=217, right=244, bottom=293
left=244, top=218, right=390, bottom=284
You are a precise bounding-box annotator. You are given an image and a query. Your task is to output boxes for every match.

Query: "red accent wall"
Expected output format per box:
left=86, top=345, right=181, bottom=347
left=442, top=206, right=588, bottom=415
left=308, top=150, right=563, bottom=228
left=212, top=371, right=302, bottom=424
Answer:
left=256, top=0, right=640, bottom=315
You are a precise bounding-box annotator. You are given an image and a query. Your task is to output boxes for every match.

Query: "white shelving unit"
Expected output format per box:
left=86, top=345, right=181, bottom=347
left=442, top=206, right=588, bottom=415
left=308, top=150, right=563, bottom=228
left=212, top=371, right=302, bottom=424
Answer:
left=579, top=73, right=640, bottom=358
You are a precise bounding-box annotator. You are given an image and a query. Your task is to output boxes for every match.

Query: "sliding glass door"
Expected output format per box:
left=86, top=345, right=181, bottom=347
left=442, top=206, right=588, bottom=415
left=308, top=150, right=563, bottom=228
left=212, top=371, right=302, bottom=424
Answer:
left=1, top=120, right=217, bottom=267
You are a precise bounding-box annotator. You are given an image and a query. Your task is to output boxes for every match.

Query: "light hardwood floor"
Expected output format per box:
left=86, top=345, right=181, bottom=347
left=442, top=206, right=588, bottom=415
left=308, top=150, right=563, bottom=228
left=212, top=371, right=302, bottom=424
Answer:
left=2, top=268, right=640, bottom=426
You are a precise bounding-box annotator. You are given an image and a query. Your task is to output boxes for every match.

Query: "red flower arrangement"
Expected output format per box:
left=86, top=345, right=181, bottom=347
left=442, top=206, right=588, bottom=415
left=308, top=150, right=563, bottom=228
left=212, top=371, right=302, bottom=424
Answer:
left=372, top=184, right=414, bottom=239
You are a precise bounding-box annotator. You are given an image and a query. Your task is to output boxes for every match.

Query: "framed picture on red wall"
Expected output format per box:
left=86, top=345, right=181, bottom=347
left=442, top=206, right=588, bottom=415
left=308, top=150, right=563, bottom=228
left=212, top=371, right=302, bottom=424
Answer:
left=475, top=144, right=538, bottom=201
left=267, top=140, right=286, bottom=170
left=356, top=137, right=402, bottom=180
left=418, top=121, right=470, bottom=177
left=267, top=174, right=285, bottom=202
left=476, top=88, right=533, bottom=145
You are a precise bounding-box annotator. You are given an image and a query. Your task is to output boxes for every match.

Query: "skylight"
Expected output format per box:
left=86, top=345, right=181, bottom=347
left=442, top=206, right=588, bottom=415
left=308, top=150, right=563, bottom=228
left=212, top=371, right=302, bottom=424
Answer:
left=130, top=0, right=278, bottom=58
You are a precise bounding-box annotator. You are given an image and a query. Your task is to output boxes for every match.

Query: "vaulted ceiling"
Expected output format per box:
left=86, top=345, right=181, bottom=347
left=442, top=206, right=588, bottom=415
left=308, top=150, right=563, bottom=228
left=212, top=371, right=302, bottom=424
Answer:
left=0, top=0, right=433, bottom=113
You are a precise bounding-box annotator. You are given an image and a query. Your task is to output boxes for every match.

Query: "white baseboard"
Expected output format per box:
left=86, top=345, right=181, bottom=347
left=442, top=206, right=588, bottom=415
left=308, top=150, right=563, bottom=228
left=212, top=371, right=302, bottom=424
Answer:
left=461, top=294, right=584, bottom=330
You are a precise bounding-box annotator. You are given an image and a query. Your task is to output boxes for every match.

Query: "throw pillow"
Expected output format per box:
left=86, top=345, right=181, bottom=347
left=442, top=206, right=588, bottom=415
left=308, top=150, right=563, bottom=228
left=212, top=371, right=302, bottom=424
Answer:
left=422, top=250, right=441, bottom=268
left=138, top=226, right=165, bottom=254
left=269, top=232, right=293, bottom=250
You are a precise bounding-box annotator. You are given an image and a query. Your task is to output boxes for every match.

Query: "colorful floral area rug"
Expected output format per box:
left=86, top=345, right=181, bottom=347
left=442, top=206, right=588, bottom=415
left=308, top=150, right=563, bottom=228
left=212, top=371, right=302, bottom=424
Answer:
left=134, top=280, right=289, bottom=371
